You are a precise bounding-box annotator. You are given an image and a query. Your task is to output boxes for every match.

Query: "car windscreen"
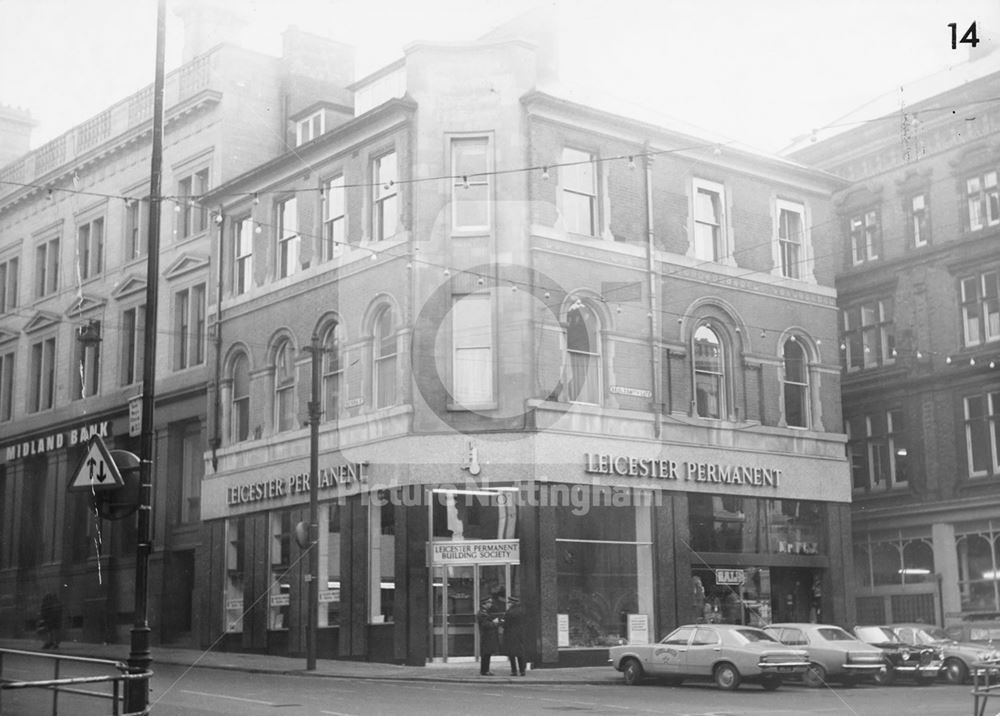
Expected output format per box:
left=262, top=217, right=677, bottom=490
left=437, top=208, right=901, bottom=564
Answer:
left=817, top=627, right=854, bottom=641
left=916, top=627, right=948, bottom=643
left=856, top=626, right=898, bottom=642
left=733, top=628, right=778, bottom=643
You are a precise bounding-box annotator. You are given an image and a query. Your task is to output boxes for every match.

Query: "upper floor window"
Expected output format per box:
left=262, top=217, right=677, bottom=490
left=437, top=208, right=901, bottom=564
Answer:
left=77, top=217, right=104, bottom=280
left=322, top=323, right=341, bottom=421
left=125, top=197, right=148, bottom=261
left=965, top=391, right=1000, bottom=477
left=782, top=338, right=808, bottom=428
left=273, top=339, right=297, bottom=432
left=323, top=176, right=345, bottom=260
left=232, top=217, right=253, bottom=295
left=35, top=236, right=59, bottom=298
left=847, top=409, right=908, bottom=492
left=277, top=197, right=299, bottom=279
left=452, top=138, right=490, bottom=231
left=373, top=306, right=397, bottom=408
left=373, top=151, right=398, bottom=241
left=230, top=353, right=250, bottom=443
left=692, top=179, right=726, bottom=262
left=849, top=209, right=880, bottom=265
left=961, top=271, right=1000, bottom=347
left=452, top=294, right=493, bottom=405
left=28, top=336, right=56, bottom=413
left=967, top=171, right=999, bottom=232
left=0, top=351, right=13, bottom=421
left=296, top=110, right=324, bottom=146
left=120, top=304, right=145, bottom=386
left=909, top=193, right=929, bottom=247
left=842, top=299, right=895, bottom=371
left=561, top=148, right=596, bottom=236
left=177, top=168, right=209, bottom=239
left=565, top=301, right=600, bottom=404
left=0, top=256, right=18, bottom=313
left=72, top=320, right=101, bottom=399
left=776, top=200, right=805, bottom=279
left=173, top=284, right=206, bottom=370
left=693, top=324, right=725, bottom=419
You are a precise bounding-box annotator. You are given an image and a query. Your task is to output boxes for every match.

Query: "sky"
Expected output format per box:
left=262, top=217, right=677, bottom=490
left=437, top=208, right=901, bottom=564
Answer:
left=0, top=0, right=998, bottom=155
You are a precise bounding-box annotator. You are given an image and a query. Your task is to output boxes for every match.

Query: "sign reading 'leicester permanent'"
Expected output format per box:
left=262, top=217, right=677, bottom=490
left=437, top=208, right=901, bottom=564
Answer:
left=227, top=462, right=369, bottom=506
left=428, top=539, right=520, bottom=566
left=584, top=453, right=781, bottom=488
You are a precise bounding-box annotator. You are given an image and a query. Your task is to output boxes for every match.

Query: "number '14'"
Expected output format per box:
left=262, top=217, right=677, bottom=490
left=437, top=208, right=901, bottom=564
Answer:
left=949, top=22, right=980, bottom=49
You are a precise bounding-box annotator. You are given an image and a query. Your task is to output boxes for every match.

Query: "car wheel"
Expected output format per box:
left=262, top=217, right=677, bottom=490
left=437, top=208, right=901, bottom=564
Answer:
left=943, top=658, right=968, bottom=685
left=622, top=658, right=643, bottom=686
left=873, top=666, right=896, bottom=686
left=803, top=663, right=827, bottom=688
left=714, top=662, right=741, bottom=691
left=761, top=676, right=781, bottom=691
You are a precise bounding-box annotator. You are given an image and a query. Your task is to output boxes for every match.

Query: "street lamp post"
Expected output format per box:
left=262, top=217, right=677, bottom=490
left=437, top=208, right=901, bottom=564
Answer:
left=124, top=0, right=165, bottom=711
left=305, top=334, right=323, bottom=670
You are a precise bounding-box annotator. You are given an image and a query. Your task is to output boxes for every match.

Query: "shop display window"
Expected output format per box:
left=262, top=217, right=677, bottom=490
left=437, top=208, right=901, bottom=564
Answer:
left=555, top=490, right=654, bottom=648
left=368, top=494, right=395, bottom=623
left=957, top=531, right=1000, bottom=613
left=269, top=511, right=291, bottom=630
left=224, top=518, right=244, bottom=633
left=688, top=496, right=823, bottom=556
left=319, top=504, right=341, bottom=628
left=431, top=487, right=518, bottom=541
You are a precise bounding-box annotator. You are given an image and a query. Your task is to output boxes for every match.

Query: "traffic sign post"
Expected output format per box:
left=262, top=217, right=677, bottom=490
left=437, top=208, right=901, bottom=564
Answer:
left=68, top=435, right=125, bottom=491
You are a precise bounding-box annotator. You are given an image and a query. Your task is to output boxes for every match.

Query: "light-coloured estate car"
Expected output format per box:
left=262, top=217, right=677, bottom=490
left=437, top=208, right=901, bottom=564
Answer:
left=609, top=624, right=809, bottom=691
left=764, top=623, right=887, bottom=687
left=891, top=623, right=1000, bottom=684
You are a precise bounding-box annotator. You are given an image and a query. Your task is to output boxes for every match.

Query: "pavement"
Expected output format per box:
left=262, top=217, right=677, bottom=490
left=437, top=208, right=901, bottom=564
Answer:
left=0, top=638, right=617, bottom=686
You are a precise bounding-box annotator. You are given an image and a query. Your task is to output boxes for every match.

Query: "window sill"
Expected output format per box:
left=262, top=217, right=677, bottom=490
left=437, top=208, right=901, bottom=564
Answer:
left=446, top=401, right=498, bottom=412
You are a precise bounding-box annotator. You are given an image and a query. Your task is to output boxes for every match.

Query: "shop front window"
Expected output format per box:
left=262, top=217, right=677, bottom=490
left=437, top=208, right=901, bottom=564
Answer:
left=225, top=518, right=245, bottom=633
left=688, top=496, right=823, bottom=556
left=369, top=493, right=395, bottom=623
left=555, top=489, right=654, bottom=648
left=319, top=504, right=341, bottom=627
left=269, top=511, right=291, bottom=630
left=432, top=487, right=518, bottom=541
left=957, top=531, right=1000, bottom=613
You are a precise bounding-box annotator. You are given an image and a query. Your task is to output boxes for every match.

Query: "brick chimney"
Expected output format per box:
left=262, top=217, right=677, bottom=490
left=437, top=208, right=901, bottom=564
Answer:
left=0, top=104, right=36, bottom=166
left=173, top=0, right=249, bottom=62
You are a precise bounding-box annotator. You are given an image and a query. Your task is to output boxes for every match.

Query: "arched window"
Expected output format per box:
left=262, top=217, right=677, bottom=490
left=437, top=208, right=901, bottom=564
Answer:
left=693, top=324, right=724, bottom=419
left=231, top=353, right=250, bottom=442
left=566, top=302, right=600, bottom=404
left=783, top=338, right=809, bottom=428
left=273, top=339, right=297, bottom=432
left=373, top=307, right=397, bottom=408
left=322, top=323, right=341, bottom=421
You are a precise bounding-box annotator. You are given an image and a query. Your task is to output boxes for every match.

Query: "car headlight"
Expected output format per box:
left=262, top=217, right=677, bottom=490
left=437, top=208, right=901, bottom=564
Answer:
left=901, top=648, right=910, bottom=661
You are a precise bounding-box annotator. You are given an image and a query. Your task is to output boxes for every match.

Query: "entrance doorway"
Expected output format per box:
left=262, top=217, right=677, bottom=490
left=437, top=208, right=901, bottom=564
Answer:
left=430, top=563, right=512, bottom=661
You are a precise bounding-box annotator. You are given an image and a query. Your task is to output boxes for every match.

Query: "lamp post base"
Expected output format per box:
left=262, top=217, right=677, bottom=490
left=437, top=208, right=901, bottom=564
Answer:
left=123, top=624, right=151, bottom=713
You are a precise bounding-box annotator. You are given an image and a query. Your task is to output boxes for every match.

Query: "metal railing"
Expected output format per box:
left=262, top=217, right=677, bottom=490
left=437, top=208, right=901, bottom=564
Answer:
left=0, top=648, right=152, bottom=716
left=971, top=662, right=1000, bottom=716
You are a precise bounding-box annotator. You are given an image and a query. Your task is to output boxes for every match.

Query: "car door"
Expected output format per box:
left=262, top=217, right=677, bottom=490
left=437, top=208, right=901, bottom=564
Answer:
left=685, top=626, right=722, bottom=676
left=648, top=627, right=693, bottom=676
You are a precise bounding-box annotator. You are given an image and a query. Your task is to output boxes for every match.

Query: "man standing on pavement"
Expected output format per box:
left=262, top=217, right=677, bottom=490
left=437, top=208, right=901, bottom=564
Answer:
left=504, top=597, right=528, bottom=676
left=477, top=597, right=501, bottom=676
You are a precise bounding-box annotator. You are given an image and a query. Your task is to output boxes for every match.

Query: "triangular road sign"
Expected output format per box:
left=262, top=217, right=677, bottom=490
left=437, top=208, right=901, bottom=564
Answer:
left=68, top=435, right=124, bottom=491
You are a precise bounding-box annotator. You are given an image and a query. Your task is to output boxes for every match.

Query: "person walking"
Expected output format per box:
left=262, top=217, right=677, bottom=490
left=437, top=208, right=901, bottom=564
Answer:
left=477, top=597, right=501, bottom=676
left=39, top=593, right=62, bottom=649
left=504, top=597, right=528, bottom=676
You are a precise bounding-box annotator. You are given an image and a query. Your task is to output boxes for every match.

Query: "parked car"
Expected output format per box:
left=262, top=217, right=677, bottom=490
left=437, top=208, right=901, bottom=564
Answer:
left=944, top=621, right=1000, bottom=646
left=853, top=625, right=943, bottom=685
left=764, top=623, right=887, bottom=687
left=890, top=623, right=1000, bottom=684
left=609, top=624, right=809, bottom=691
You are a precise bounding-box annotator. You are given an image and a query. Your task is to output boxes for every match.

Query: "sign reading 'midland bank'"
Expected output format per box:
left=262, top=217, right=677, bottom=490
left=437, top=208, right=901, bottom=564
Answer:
left=5, top=421, right=110, bottom=461
left=584, top=453, right=781, bottom=488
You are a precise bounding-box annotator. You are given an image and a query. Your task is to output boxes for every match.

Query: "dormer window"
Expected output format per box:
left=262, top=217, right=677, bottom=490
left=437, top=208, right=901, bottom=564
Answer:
left=296, top=111, right=324, bottom=147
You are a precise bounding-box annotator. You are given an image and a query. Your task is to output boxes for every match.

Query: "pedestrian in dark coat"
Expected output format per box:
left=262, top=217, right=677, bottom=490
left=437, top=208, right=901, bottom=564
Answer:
left=39, top=593, right=62, bottom=649
left=477, top=597, right=501, bottom=675
left=504, top=598, right=528, bottom=676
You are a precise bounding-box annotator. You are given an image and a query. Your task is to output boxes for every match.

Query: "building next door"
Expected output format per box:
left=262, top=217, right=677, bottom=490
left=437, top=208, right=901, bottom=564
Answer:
left=430, top=561, right=514, bottom=662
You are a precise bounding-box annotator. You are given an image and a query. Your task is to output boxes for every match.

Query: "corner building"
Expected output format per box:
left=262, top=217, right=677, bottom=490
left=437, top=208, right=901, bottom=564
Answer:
left=0, top=18, right=355, bottom=647
left=789, top=47, right=1000, bottom=626
left=202, top=19, right=852, bottom=666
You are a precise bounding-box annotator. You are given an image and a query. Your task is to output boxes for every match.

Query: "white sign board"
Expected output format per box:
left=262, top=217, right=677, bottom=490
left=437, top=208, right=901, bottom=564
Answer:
left=427, top=539, right=520, bottom=566
left=68, top=435, right=124, bottom=491
left=716, top=569, right=745, bottom=585
left=557, top=613, right=570, bottom=647
left=627, top=614, right=650, bottom=645
left=128, top=394, right=142, bottom=437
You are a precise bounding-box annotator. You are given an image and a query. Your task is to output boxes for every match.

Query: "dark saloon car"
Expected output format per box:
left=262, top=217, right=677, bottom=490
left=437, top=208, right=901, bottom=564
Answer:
left=891, top=623, right=1000, bottom=684
left=853, top=625, right=943, bottom=685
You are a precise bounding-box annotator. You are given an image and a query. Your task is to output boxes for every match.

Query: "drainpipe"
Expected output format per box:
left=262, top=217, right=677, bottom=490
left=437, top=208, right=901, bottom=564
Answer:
left=211, top=207, right=225, bottom=471
left=644, top=143, right=661, bottom=438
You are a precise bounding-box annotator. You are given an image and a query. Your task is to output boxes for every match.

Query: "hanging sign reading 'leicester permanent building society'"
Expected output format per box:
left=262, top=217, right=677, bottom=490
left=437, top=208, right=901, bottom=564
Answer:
left=427, top=539, right=520, bottom=566
left=584, top=453, right=782, bottom=488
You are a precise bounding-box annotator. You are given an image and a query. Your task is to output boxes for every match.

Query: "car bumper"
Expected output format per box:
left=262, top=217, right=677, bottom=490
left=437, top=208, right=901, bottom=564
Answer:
left=759, top=662, right=810, bottom=675
left=893, top=664, right=943, bottom=676
left=843, top=663, right=887, bottom=672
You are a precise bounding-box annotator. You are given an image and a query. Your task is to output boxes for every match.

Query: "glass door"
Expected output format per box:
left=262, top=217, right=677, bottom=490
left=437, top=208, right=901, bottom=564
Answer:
left=431, top=563, right=512, bottom=661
